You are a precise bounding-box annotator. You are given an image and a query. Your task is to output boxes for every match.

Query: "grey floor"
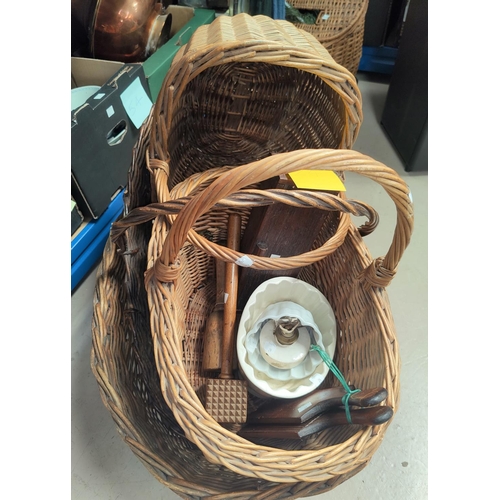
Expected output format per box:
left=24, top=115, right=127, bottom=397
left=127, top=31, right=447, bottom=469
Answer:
left=71, top=72, right=428, bottom=499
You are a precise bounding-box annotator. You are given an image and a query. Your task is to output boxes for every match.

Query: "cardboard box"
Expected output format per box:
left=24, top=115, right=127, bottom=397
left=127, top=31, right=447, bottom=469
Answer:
left=71, top=58, right=125, bottom=89
left=71, top=63, right=153, bottom=219
left=70, top=7, right=216, bottom=291
left=70, top=7, right=215, bottom=220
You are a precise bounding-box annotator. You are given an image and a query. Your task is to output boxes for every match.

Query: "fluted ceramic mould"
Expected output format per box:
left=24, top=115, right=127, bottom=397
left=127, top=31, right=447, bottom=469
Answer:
left=237, top=277, right=337, bottom=399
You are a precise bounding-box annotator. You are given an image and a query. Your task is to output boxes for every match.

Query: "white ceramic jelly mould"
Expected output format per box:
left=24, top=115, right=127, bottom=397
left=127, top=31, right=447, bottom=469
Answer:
left=237, top=277, right=337, bottom=399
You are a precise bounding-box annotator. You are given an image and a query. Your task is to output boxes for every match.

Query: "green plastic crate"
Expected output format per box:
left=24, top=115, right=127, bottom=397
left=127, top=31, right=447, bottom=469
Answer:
left=144, top=9, right=216, bottom=101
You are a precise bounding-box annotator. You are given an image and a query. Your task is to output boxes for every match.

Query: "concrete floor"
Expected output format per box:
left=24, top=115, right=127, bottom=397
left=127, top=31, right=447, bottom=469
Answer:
left=71, top=72, right=428, bottom=499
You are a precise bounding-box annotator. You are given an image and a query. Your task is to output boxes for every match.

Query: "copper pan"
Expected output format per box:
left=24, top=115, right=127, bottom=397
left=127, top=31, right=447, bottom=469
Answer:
left=73, top=0, right=172, bottom=63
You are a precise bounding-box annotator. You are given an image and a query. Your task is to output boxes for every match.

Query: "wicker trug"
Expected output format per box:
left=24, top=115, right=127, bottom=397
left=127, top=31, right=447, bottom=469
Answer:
left=140, top=147, right=413, bottom=483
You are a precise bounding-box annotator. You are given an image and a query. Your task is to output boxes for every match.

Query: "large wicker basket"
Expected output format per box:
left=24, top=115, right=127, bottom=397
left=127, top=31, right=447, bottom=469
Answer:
left=287, top=0, right=369, bottom=75
left=128, top=146, right=414, bottom=484
left=91, top=12, right=414, bottom=496
left=95, top=143, right=413, bottom=495
left=92, top=113, right=369, bottom=498
left=147, top=13, right=363, bottom=198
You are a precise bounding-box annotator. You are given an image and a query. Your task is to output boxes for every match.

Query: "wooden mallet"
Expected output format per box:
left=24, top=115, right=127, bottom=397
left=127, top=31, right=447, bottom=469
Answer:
left=205, top=213, right=248, bottom=424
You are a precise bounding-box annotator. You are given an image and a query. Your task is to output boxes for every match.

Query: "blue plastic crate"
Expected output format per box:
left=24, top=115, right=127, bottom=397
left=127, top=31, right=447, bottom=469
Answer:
left=359, top=46, right=398, bottom=74
left=71, top=191, right=124, bottom=291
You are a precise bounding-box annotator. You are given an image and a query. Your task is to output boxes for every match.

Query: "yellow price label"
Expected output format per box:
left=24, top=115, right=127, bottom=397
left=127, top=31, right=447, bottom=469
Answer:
left=288, top=170, right=345, bottom=191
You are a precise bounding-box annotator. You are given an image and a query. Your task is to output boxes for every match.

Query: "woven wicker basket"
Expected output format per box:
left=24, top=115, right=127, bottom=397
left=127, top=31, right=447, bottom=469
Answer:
left=92, top=113, right=380, bottom=499
left=147, top=13, right=363, bottom=197
left=91, top=12, right=413, bottom=496
left=287, top=0, right=369, bottom=75
left=130, top=146, right=414, bottom=484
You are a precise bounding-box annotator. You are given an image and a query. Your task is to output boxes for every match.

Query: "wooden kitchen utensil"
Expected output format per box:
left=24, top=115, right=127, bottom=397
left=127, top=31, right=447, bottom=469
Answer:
left=201, top=257, right=226, bottom=372
left=237, top=174, right=333, bottom=309
left=247, top=386, right=389, bottom=425
left=205, top=213, right=248, bottom=424
left=238, top=405, right=394, bottom=440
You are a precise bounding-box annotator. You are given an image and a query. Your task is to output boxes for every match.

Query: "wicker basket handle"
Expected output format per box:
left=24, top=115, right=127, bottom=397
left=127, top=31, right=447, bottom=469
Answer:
left=153, top=149, right=414, bottom=288
left=111, top=190, right=378, bottom=242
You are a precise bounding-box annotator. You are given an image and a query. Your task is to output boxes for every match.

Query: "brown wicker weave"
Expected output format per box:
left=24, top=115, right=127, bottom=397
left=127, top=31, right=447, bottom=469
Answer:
left=91, top=113, right=377, bottom=499
left=91, top=12, right=413, bottom=495
left=135, top=147, right=414, bottom=483
left=147, top=13, right=363, bottom=197
left=287, top=0, right=369, bottom=75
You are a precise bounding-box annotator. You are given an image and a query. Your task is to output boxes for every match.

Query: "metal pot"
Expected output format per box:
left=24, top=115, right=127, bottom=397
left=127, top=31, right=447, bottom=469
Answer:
left=73, top=0, right=172, bottom=63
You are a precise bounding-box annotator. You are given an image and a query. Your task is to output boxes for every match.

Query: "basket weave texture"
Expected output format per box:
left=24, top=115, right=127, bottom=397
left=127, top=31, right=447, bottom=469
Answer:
left=148, top=14, right=362, bottom=197
left=139, top=148, right=413, bottom=483
left=92, top=113, right=367, bottom=499
left=287, top=0, right=369, bottom=75
left=91, top=12, right=414, bottom=496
